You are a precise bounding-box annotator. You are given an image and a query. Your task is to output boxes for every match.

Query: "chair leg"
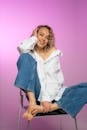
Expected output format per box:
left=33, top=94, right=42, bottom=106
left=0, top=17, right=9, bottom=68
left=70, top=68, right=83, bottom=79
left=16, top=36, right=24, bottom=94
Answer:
left=18, top=103, right=22, bottom=130
left=74, top=117, right=78, bottom=130
left=59, top=116, right=78, bottom=130
left=59, top=117, right=63, bottom=130
left=28, top=121, right=30, bottom=130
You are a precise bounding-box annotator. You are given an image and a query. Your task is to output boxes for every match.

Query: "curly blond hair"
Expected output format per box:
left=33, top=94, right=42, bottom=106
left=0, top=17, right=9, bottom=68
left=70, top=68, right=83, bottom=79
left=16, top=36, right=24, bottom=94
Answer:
left=32, top=25, right=55, bottom=51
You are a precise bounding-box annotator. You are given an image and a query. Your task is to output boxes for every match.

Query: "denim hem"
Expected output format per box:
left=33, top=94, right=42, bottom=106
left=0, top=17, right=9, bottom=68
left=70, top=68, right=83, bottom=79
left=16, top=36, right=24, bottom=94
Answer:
left=14, top=83, right=35, bottom=93
left=56, top=83, right=87, bottom=117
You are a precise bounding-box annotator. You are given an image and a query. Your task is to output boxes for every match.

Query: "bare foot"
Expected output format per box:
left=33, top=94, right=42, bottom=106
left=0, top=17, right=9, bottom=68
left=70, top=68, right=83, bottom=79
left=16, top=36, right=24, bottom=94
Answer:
left=26, top=113, right=33, bottom=120
left=23, top=105, right=33, bottom=120
left=23, top=110, right=29, bottom=119
left=23, top=105, right=44, bottom=121
left=49, top=103, right=60, bottom=112
left=31, top=105, right=44, bottom=116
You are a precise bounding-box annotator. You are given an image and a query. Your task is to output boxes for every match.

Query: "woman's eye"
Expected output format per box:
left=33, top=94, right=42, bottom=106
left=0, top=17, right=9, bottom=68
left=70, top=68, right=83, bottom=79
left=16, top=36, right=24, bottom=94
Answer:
left=46, top=37, right=49, bottom=39
left=39, top=33, right=49, bottom=40
left=40, top=33, right=43, bottom=36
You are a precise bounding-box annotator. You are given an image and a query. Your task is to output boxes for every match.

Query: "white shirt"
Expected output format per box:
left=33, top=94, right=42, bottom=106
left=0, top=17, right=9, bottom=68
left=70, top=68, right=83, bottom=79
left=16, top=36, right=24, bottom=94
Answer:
left=17, top=36, right=66, bottom=102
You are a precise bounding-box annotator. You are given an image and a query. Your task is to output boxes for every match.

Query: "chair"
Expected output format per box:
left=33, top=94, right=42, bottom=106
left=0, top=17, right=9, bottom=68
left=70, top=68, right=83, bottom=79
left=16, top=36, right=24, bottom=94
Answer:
left=18, top=90, right=78, bottom=130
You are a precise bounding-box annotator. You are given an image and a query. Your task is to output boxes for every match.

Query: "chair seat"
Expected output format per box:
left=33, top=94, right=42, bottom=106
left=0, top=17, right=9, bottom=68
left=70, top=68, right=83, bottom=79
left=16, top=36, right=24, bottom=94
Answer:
left=36, top=109, right=67, bottom=117
left=23, top=105, right=67, bottom=117
left=22, top=100, right=67, bottom=117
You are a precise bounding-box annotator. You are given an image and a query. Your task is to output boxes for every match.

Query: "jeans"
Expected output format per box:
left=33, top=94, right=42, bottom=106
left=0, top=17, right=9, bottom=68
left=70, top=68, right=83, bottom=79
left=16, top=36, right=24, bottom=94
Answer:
left=14, top=53, right=41, bottom=100
left=14, top=53, right=87, bottom=117
left=57, top=83, right=87, bottom=117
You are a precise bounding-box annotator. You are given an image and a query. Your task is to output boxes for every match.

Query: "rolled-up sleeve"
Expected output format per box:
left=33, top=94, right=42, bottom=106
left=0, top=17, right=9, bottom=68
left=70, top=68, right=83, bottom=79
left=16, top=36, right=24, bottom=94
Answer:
left=17, top=36, right=37, bottom=54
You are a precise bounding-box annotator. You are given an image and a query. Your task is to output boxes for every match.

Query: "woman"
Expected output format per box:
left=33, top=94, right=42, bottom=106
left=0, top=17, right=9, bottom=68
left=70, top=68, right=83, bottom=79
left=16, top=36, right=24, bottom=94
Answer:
left=14, top=25, right=87, bottom=120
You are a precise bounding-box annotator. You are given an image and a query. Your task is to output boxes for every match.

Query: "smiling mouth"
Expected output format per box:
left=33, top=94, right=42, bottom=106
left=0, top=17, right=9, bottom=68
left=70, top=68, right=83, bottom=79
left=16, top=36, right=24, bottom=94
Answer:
left=39, top=42, right=45, bottom=45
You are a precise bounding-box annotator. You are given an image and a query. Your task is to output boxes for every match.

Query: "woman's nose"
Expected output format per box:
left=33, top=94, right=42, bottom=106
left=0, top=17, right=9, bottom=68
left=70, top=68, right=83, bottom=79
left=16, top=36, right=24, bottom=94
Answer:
left=42, top=37, right=46, bottom=41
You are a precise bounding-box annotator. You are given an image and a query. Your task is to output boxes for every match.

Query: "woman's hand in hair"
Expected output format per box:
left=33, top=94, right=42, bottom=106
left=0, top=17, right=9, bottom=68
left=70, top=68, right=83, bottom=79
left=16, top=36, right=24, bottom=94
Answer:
left=32, top=28, right=38, bottom=37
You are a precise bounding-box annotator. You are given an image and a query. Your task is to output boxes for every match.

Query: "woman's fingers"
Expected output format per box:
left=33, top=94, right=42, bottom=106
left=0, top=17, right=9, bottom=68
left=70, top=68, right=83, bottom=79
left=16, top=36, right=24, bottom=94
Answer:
left=32, top=28, right=38, bottom=37
left=41, top=102, right=51, bottom=113
left=31, top=109, right=38, bottom=115
left=43, top=107, right=49, bottom=113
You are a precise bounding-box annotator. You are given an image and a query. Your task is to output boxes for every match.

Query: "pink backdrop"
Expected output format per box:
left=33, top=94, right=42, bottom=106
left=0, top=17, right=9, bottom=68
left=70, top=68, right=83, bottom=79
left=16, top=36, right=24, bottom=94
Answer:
left=0, top=0, right=87, bottom=130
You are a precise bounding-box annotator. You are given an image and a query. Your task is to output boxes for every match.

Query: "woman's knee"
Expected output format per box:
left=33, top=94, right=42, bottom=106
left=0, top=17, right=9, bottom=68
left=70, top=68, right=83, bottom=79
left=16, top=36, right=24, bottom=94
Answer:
left=21, top=53, right=35, bottom=62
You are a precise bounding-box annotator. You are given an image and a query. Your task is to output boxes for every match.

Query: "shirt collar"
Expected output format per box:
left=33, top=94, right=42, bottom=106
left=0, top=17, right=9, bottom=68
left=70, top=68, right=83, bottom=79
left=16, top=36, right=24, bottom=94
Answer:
left=34, top=49, right=63, bottom=63
left=44, top=49, right=63, bottom=63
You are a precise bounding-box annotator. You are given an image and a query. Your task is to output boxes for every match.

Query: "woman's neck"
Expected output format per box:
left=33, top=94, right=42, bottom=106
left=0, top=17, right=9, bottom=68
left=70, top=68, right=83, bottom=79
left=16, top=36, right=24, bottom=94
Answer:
left=35, top=46, right=48, bottom=54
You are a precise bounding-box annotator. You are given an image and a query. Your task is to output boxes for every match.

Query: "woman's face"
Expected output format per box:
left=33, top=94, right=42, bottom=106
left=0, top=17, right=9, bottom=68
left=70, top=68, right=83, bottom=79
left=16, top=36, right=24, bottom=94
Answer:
left=36, top=27, right=50, bottom=49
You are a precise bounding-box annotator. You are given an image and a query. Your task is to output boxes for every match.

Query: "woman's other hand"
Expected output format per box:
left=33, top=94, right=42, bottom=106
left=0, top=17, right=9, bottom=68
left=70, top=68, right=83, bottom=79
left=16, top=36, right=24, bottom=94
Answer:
left=41, top=101, right=51, bottom=113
